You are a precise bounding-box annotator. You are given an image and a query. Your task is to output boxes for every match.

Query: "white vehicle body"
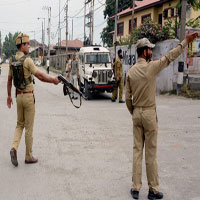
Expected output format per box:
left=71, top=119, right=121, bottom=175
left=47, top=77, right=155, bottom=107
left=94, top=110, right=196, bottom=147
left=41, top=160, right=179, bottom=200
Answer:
left=78, top=46, right=116, bottom=99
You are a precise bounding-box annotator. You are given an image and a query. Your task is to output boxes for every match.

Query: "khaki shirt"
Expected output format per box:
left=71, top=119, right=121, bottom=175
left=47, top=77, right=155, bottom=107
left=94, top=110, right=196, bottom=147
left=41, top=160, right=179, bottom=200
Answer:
left=125, top=39, right=188, bottom=114
left=115, top=58, right=123, bottom=79
left=69, top=59, right=79, bottom=75
left=9, top=51, right=38, bottom=92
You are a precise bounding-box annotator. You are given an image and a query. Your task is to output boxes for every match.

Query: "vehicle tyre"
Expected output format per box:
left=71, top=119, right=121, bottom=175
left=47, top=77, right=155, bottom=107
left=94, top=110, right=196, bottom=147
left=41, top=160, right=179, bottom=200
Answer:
left=84, top=80, right=91, bottom=100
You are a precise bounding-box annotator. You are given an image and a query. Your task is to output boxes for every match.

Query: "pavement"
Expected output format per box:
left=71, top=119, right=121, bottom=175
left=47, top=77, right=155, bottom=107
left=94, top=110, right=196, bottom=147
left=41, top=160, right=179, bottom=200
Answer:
left=0, top=63, right=200, bottom=200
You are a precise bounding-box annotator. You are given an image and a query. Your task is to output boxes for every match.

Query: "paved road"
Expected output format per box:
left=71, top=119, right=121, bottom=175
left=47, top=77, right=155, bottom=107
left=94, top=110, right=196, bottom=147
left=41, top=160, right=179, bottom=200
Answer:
left=0, top=64, right=200, bottom=200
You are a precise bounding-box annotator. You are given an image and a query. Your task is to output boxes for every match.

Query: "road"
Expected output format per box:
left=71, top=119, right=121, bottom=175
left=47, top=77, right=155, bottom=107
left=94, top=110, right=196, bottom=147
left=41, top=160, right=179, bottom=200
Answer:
left=0, top=63, right=200, bottom=200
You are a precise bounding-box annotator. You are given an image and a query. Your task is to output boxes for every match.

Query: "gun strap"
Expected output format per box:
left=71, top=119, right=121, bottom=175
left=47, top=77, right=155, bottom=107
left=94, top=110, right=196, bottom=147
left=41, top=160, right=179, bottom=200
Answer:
left=66, top=87, right=82, bottom=109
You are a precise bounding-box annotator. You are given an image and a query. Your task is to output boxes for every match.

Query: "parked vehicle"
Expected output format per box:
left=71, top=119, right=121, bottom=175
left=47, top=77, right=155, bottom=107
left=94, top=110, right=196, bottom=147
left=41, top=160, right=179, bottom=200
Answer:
left=78, top=46, right=116, bottom=99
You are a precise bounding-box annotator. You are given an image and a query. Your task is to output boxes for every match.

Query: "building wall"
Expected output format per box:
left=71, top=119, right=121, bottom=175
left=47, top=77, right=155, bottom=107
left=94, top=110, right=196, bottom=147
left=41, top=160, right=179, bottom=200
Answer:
left=116, top=0, right=200, bottom=41
left=110, top=39, right=200, bottom=92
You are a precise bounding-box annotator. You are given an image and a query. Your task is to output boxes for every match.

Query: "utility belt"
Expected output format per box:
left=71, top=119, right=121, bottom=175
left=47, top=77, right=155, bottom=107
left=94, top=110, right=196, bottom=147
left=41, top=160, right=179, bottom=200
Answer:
left=134, top=105, right=155, bottom=111
left=16, top=90, right=33, bottom=95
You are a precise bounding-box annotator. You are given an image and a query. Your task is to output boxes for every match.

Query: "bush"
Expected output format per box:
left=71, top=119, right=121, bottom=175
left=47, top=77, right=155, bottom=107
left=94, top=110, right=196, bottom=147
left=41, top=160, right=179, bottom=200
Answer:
left=119, top=18, right=175, bottom=46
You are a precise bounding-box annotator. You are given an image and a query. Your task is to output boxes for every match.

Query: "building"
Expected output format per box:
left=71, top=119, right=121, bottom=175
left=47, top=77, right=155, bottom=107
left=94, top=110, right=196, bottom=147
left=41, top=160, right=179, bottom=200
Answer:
left=53, top=39, right=83, bottom=57
left=112, top=0, right=200, bottom=42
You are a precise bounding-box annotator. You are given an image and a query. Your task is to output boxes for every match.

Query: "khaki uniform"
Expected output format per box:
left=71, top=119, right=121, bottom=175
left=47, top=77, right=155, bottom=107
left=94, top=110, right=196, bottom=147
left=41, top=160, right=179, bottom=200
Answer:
left=112, top=57, right=123, bottom=101
left=126, top=39, right=187, bottom=193
left=9, top=51, right=38, bottom=160
left=69, top=59, right=79, bottom=98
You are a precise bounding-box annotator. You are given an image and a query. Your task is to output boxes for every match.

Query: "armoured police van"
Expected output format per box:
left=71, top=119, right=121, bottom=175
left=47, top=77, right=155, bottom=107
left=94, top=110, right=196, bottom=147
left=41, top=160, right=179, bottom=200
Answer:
left=78, top=46, right=116, bottom=99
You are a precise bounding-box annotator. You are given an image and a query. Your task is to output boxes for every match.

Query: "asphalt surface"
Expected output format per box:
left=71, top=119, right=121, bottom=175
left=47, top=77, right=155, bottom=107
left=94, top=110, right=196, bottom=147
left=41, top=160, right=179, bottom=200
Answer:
left=0, top=64, right=200, bottom=200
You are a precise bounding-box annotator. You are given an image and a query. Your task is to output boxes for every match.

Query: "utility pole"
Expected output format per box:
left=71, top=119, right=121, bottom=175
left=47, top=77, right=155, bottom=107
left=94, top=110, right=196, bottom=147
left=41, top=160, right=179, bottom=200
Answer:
left=114, top=0, right=119, bottom=60
left=65, top=0, right=69, bottom=58
left=72, top=19, right=73, bottom=40
left=131, top=0, right=135, bottom=33
left=48, top=7, right=51, bottom=60
left=37, top=17, right=45, bottom=65
left=84, top=0, right=95, bottom=46
left=177, top=0, right=187, bottom=94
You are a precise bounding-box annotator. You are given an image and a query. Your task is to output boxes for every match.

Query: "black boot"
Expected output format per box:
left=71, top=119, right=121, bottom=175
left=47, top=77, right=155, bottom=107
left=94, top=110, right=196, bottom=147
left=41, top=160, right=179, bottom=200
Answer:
left=130, top=189, right=139, bottom=199
left=148, top=189, right=163, bottom=199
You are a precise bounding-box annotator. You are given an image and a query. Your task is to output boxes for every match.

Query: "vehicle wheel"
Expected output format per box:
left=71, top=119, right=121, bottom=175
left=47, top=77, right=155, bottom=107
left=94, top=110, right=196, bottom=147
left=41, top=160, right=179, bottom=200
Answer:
left=84, top=80, right=91, bottom=100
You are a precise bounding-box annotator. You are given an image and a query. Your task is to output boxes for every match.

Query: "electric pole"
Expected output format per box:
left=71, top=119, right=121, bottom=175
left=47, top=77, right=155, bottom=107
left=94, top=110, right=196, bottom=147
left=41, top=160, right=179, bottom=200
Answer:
left=131, top=0, right=135, bottom=33
left=47, top=7, right=51, bottom=60
left=65, top=0, right=69, bottom=58
left=114, top=0, right=118, bottom=60
left=84, top=0, right=95, bottom=46
left=177, top=0, right=187, bottom=94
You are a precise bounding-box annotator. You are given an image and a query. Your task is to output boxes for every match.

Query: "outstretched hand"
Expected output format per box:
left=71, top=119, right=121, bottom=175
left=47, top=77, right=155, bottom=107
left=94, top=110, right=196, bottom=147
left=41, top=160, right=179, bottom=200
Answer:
left=53, top=77, right=61, bottom=85
left=186, top=32, right=199, bottom=43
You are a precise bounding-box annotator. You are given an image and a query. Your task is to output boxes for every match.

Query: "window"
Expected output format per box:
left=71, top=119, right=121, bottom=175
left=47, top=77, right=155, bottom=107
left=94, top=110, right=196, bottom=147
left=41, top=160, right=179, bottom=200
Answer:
left=129, top=18, right=137, bottom=33
left=163, top=9, right=168, bottom=19
left=117, top=22, right=124, bottom=36
left=85, top=53, right=111, bottom=64
left=171, top=8, right=174, bottom=17
left=158, top=14, right=162, bottom=26
left=141, top=14, right=151, bottom=23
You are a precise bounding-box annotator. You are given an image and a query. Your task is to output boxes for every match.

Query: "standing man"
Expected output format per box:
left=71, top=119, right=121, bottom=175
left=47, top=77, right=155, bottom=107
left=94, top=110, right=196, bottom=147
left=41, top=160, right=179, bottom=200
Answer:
left=126, top=32, right=198, bottom=200
left=111, top=49, right=125, bottom=103
left=69, top=53, right=79, bottom=100
left=7, top=33, right=60, bottom=167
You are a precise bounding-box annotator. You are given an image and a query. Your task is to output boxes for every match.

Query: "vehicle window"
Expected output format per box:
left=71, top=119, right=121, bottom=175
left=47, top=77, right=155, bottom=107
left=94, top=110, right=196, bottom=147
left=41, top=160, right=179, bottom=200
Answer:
left=86, top=53, right=110, bottom=64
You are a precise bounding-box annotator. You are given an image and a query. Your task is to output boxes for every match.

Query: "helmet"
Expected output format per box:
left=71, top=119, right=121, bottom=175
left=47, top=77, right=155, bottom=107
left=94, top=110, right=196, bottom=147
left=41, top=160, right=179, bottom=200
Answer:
left=16, top=33, right=30, bottom=45
left=136, top=38, right=155, bottom=49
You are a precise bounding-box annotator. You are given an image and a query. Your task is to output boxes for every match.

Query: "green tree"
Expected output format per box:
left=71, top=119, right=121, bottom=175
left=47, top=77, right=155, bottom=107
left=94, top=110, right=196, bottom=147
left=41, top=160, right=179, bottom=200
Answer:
left=101, top=0, right=140, bottom=47
left=0, top=31, right=2, bottom=56
left=3, top=32, right=19, bottom=59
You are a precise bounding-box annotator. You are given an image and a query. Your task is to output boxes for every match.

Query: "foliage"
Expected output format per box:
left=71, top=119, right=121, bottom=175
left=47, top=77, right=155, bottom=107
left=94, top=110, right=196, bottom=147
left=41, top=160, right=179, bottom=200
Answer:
left=0, top=31, right=2, bottom=56
left=186, top=16, right=200, bottom=28
left=177, top=0, right=200, bottom=10
left=120, top=18, right=175, bottom=46
left=3, top=32, right=19, bottom=59
left=101, top=0, right=142, bottom=47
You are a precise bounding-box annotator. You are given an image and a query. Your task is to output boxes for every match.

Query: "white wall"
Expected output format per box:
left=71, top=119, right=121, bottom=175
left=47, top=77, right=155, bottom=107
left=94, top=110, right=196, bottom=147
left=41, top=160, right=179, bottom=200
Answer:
left=109, top=39, right=200, bottom=92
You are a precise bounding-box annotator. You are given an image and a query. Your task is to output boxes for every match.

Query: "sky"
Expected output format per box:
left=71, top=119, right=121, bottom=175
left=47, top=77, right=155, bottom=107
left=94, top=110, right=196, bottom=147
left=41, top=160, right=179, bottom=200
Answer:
left=0, top=0, right=106, bottom=45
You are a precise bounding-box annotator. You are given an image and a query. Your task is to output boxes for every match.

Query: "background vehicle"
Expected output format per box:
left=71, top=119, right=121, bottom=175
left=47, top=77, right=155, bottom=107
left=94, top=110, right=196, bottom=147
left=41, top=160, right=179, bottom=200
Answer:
left=78, top=46, right=116, bottom=99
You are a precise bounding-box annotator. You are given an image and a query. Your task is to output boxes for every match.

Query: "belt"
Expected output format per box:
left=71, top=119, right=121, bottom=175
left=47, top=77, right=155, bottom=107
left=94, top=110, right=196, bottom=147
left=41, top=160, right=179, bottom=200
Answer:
left=134, top=105, right=155, bottom=110
left=17, top=90, right=33, bottom=95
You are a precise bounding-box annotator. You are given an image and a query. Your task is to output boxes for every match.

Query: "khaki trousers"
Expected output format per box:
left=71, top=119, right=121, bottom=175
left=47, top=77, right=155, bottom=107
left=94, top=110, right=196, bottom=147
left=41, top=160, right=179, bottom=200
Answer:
left=132, top=107, right=159, bottom=193
left=12, top=93, right=35, bottom=160
left=112, top=78, right=123, bottom=101
left=71, top=74, right=78, bottom=98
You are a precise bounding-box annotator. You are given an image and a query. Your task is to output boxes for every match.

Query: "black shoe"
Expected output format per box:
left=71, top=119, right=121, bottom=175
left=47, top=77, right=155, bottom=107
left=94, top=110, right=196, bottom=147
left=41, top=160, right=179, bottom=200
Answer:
left=130, top=189, right=139, bottom=199
left=10, top=148, right=18, bottom=167
left=119, top=100, right=125, bottom=103
left=111, top=99, right=116, bottom=102
left=148, top=189, right=163, bottom=200
left=73, top=97, right=78, bottom=100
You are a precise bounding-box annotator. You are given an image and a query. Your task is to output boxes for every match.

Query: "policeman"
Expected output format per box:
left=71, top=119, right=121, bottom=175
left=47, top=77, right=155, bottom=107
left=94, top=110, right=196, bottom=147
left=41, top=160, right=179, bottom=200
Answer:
left=7, top=33, right=60, bottom=167
left=125, top=32, right=198, bottom=199
left=111, top=49, right=125, bottom=103
left=69, top=53, right=79, bottom=100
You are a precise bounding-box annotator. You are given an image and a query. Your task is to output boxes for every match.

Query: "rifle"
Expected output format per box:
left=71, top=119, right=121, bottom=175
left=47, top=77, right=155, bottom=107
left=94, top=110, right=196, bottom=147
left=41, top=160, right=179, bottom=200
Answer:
left=58, top=74, right=84, bottom=108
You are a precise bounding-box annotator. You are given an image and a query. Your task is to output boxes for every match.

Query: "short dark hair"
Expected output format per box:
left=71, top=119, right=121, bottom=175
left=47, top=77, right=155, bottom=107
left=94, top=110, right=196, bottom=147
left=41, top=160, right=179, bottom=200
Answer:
left=118, top=49, right=122, bottom=55
left=16, top=43, right=28, bottom=50
left=16, top=44, right=22, bottom=49
left=137, top=46, right=149, bottom=57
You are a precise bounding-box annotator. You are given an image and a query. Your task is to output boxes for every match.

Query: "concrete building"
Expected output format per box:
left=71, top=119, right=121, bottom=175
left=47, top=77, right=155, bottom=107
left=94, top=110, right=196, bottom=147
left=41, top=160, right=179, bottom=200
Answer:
left=54, top=39, right=83, bottom=57
left=112, top=0, right=200, bottom=42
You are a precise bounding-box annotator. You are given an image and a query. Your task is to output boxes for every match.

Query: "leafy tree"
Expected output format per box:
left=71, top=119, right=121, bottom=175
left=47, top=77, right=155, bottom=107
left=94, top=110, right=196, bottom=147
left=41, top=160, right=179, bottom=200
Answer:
left=0, top=31, right=2, bottom=56
left=3, top=32, right=19, bottom=59
left=101, top=0, right=140, bottom=47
